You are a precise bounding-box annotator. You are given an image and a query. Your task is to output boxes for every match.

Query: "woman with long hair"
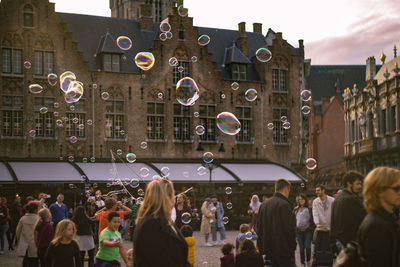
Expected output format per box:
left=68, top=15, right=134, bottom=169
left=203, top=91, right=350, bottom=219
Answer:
left=294, top=194, right=314, bottom=267
left=358, top=167, right=400, bottom=267
left=45, top=219, right=81, bottom=267
left=235, top=239, right=264, bottom=267
left=248, top=195, right=261, bottom=231
left=134, top=178, right=189, bottom=267
left=34, top=208, right=54, bottom=267
left=174, top=193, right=192, bottom=230
left=72, top=206, right=95, bottom=267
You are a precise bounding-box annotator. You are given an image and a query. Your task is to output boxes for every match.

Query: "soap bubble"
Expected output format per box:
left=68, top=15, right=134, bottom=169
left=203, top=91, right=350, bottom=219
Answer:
left=181, top=212, right=191, bottom=224
left=69, top=136, right=78, bottom=143
left=191, top=56, right=197, bottom=63
left=138, top=189, right=145, bottom=196
left=69, top=105, right=75, bottom=112
left=282, top=121, right=291, bottom=130
left=221, top=94, right=226, bottom=99
left=139, top=167, right=150, bottom=178
left=69, top=184, right=77, bottom=189
left=28, top=129, right=36, bottom=137
left=216, top=112, right=241, bottom=135
left=226, top=202, right=233, bottom=209
left=129, top=178, right=140, bottom=188
left=136, top=197, right=144, bottom=205
left=29, top=84, right=43, bottom=94
left=301, top=183, right=305, bottom=188
left=245, top=231, right=253, bottom=239
left=225, top=187, right=232, bottom=194
left=166, top=31, right=173, bottom=39
left=301, top=105, right=311, bottom=115
left=72, top=117, right=79, bottom=124
left=267, top=122, right=274, bottom=130
left=301, top=90, right=312, bottom=102
left=169, top=57, right=179, bottom=67
left=195, top=125, right=205, bottom=135
left=24, top=60, right=31, bottom=69
left=202, top=152, right=213, bottom=164
left=202, top=262, right=208, bottom=267
left=140, top=141, right=148, bottom=149
left=39, top=107, right=48, bottom=114
left=197, top=166, right=207, bottom=175
left=47, top=73, right=58, bottom=86
left=116, top=149, right=122, bottom=156
left=90, top=157, right=95, bottom=163
left=101, top=92, right=110, bottom=100
left=198, top=35, right=210, bottom=46
left=56, top=119, right=63, bottom=127
left=177, top=5, right=188, bottom=17
left=231, top=82, right=239, bottom=91
left=53, top=111, right=59, bottom=117
left=245, top=88, right=258, bottom=102
left=68, top=155, right=74, bottom=162
left=194, top=112, right=199, bottom=117
left=116, top=36, right=132, bottom=50
left=178, top=66, right=184, bottom=73
left=255, top=48, right=272, bottom=62
left=306, top=158, right=317, bottom=170
left=176, top=77, right=200, bottom=106
left=87, top=120, right=93, bottom=126
left=280, top=116, right=287, bottom=122
left=160, top=21, right=171, bottom=32
left=159, top=32, right=167, bottom=41
left=78, top=124, right=84, bottom=130
left=60, top=71, right=76, bottom=93
left=135, top=52, right=155, bottom=71
left=161, top=166, right=170, bottom=177
left=222, top=216, right=229, bottom=224
left=54, top=102, right=59, bottom=109
left=92, top=84, right=98, bottom=89
left=64, top=81, right=84, bottom=103
left=183, top=171, right=189, bottom=178
left=82, top=157, right=88, bottom=163
left=158, top=92, right=163, bottom=99
left=126, top=153, right=137, bottom=163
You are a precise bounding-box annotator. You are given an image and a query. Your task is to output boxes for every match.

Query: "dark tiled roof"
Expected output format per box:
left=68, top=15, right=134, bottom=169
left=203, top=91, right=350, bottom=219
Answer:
left=96, top=32, right=124, bottom=54
left=224, top=43, right=251, bottom=64
left=60, top=13, right=300, bottom=81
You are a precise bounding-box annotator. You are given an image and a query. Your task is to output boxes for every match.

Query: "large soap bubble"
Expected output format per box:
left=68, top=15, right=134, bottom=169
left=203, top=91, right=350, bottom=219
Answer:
left=216, top=112, right=241, bottom=135
left=176, top=77, right=200, bottom=106
left=135, top=52, right=155, bottom=71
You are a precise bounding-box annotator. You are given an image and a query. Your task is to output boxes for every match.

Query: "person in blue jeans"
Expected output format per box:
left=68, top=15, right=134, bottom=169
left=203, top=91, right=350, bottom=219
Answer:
left=294, top=194, right=314, bottom=267
left=210, top=195, right=226, bottom=245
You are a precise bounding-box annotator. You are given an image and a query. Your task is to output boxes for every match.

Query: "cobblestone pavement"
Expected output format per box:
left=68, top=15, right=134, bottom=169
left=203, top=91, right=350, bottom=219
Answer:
left=0, top=231, right=312, bottom=267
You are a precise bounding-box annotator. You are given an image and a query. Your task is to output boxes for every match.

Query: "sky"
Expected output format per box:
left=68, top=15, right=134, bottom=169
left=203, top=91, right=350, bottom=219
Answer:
left=43, top=0, right=400, bottom=64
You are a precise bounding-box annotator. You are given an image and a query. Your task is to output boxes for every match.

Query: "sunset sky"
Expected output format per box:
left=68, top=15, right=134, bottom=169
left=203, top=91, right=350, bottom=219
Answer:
left=40, top=0, right=400, bottom=64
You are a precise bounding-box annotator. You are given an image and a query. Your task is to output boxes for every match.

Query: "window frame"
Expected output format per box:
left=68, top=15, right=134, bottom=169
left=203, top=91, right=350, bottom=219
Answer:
left=105, top=100, right=125, bottom=139
left=272, top=69, right=288, bottom=92
left=173, top=60, right=190, bottom=85
left=103, top=54, right=120, bottom=72
left=235, top=106, right=252, bottom=143
left=173, top=104, right=192, bottom=142
left=232, top=63, right=247, bottom=81
left=199, top=104, right=217, bottom=142
left=147, top=102, right=165, bottom=141
left=23, top=4, right=34, bottom=28
left=34, top=97, right=55, bottom=138
left=272, top=108, right=289, bottom=144
left=2, top=47, right=23, bottom=75
left=1, top=95, right=24, bottom=137
left=65, top=101, right=86, bottom=138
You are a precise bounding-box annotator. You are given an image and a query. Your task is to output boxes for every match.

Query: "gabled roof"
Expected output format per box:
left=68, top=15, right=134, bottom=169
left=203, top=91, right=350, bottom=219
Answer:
left=96, top=31, right=124, bottom=55
left=224, top=42, right=251, bottom=65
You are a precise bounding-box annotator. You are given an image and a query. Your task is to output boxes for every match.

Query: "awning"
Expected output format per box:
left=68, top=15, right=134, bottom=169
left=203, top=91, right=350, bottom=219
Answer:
left=221, top=163, right=304, bottom=182
left=76, top=162, right=159, bottom=182
left=0, top=162, right=14, bottom=182
left=9, top=162, right=83, bottom=182
left=151, top=163, right=236, bottom=182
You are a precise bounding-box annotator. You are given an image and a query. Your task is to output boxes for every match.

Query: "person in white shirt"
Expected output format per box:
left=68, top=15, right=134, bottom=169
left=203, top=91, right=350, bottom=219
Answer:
left=95, top=190, right=105, bottom=208
left=312, top=185, right=334, bottom=228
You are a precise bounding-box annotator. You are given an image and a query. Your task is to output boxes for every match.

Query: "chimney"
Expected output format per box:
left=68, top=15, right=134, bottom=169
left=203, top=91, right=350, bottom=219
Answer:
left=237, top=22, right=248, bottom=56
left=321, top=96, right=330, bottom=112
left=253, top=23, right=262, bottom=33
left=139, top=3, right=153, bottom=31
left=275, top=32, right=282, bottom=39
left=365, top=56, right=376, bottom=81
left=299, top=39, right=304, bottom=57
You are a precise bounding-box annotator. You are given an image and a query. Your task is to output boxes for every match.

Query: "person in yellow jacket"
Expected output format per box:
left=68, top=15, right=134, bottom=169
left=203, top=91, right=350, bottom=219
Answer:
left=180, top=225, right=195, bottom=267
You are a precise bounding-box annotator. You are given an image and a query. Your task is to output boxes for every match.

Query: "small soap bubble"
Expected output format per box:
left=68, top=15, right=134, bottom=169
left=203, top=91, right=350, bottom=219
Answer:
left=181, top=212, right=192, bottom=224
left=255, top=48, right=272, bottom=62
left=69, top=136, right=78, bottom=143
left=29, top=84, right=43, bottom=94
left=126, top=153, right=137, bottom=163
left=177, top=5, right=188, bottom=17
left=69, top=184, right=77, bottom=189
left=194, top=112, right=199, bottom=118
left=183, top=171, right=189, bottom=178
left=101, top=92, right=110, bottom=100
left=282, top=121, right=291, bottom=130
left=68, top=155, right=74, bottom=162
left=197, top=166, right=207, bottom=175
left=166, top=31, right=173, bottom=39
left=72, top=117, right=79, bottom=124
left=28, top=129, right=36, bottom=137
left=136, top=197, right=144, bottom=205
left=139, top=167, right=150, bottom=178
left=53, top=111, right=59, bottom=117
left=267, top=122, right=274, bottom=130
left=47, top=73, right=58, bottom=86
left=169, top=57, right=179, bottom=67
left=92, top=84, right=98, bottom=89
left=222, top=216, right=229, bottom=224
left=138, top=189, right=145, bottom=196
left=178, top=66, right=184, bottom=73
left=195, top=125, right=205, bottom=135
left=202, top=152, right=214, bottom=164
left=301, top=105, right=311, bottom=115
left=56, top=119, right=63, bottom=127
left=226, top=202, right=233, bottom=209
left=225, top=187, right=232, bottom=195
left=301, top=183, right=305, bottom=188
left=158, top=92, right=163, bottom=99
left=39, top=107, right=48, bottom=114
left=54, top=102, right=59, bottom=109
left=87, top=120, right=93, bottom=126
left=116, top=149, right=123, bottom=156
left=159, top=32, right=167, bottom=41
left=161, top=166, right=170, bottom=177
left=221, top=94, right=226, bottom=99
left=198, top=35, right=210, bottom=46
left=160, top=21, right=171, bottom=33
left=191, top=56, right=197, bottom=63
left=245, top=231, right=253, bottom=239
left=301, top=90, right=312, bottom=102
left=245, top=88, right=258, bottom=102
left=140, top=141, right=148, bottom=149
left=135, top=52, right=155, bottom=71
left=231, top=82, right=239, bottom=91
left=24, top=60, right=31, bottom=69
left=82, top=157, right=88, bottom=163
left=90, top=157, right=95, bottom=163
left=306, top=158, right=317, bottom=170
left=116, top=36, right=132, bottom=50
left=78, top=124, right=84, bottom=130
left=280, top=116, right=287, bottom=122
left=129, top=178, right=140, bottom=188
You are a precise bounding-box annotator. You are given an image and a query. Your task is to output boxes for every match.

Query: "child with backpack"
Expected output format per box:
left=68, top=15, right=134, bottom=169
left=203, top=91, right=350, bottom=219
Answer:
left=180, top=225, right=195, bottom=267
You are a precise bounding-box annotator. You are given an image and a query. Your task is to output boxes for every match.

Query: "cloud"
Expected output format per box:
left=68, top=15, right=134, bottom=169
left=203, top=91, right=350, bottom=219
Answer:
left=306, top=15, right=400, bottom=64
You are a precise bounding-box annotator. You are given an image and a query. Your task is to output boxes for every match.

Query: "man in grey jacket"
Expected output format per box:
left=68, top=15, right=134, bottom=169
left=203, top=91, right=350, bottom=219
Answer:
left=312, top=185, right=334, bottom=228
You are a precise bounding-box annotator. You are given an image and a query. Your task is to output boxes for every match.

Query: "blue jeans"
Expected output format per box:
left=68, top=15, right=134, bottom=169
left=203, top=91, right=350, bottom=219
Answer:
left=297, top=230, right=312, bottom=264
left=0, top=224, right=9, bottom=251
left=204, top=233, right=209, bottom=242
left=96, top=258, right=121, bottom=267
left=211, top=225, right=226, bottom=242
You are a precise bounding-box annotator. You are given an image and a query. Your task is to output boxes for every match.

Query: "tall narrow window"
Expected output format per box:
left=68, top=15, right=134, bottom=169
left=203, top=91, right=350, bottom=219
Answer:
left=34, top=97, right=55, bottom=137
left=105, top=100, right=125, bottom=139
left=173, top=104, right=191, bottom=141
left=34, top=51, right=54, bottom=76
left=235, top=106, right=251, bottom=142
left=147, top=102, right=164, bottom=140
left=173, top=60, right=190, bottom=84
left=199, top=104, right=216, bottom=141
left=103, top=54, right=120, bottom=72
left=381, top=109, right=386, bottom=135
left=154, top=0, right=162, bottom=22
left=232, top=64, right=247, bottom=80
left=391, top=106, right=396, bottom=132
left=24, top=5, right=34, bottom=27
left=272, top=69, right=287, bottom=92
left=2, top=96, right=23, bottom=136
left=66, top=101, right=86, bottom=138
left=273, top=108, right=288, bottom=144
left=2, top=48, right=22, bottom=74
left=351, top=120, right=355, bottom=142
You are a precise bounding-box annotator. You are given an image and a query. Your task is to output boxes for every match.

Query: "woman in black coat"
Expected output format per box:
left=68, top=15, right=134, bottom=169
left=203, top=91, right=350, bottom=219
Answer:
left=357, top=167, right=400, bottom=267
left=134, top=178, right=189, bottom=267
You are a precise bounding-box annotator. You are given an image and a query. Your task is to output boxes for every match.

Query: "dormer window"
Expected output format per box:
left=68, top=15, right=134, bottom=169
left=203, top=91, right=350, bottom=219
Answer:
left=103, top=54, right=120, bottom=72
left=232, top=64, right=247, bottom=80
left=23, top=5, right=34, bottom=27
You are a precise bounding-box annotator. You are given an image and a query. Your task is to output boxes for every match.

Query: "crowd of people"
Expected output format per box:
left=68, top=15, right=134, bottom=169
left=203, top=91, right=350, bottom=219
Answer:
left=0, top=166, right=399, bottom=267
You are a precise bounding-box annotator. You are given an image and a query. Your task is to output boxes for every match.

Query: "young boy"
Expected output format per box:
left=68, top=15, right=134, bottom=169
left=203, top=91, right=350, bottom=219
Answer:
left=180, top=225, right=195, bottom=267
left=95, top=197, right=131, bottom=237
left=220, top=243, right=235, bottom=267
left=235, top=223, right=258, bottom=251
left=96, top=211, right=131, bottom=267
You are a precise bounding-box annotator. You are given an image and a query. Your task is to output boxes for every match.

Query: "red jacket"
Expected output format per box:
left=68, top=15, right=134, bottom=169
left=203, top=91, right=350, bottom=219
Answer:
left=220, top=253, right=235, bottom=267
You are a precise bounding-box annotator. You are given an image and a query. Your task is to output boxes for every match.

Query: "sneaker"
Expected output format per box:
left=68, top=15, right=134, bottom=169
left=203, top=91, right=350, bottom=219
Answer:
left=219, top=240, right=225, bottom=245
left=214, top=241, right=219, bottom=246
left=205, top=242, right=213, bottom=247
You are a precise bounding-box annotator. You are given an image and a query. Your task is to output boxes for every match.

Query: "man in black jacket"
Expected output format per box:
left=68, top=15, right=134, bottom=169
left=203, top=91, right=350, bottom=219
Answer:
left=331, top=171, right=366, bottom=249
left=257, top=179, right=296, bottom=267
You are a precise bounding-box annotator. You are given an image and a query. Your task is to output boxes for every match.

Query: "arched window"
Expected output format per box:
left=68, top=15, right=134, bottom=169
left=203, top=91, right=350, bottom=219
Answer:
left=23, top=4, right=34, bottom=27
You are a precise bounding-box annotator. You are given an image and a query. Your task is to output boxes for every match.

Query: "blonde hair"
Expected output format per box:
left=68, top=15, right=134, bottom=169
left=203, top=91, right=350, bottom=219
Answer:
left=51, top=219, right=76, bottom=246
left=136, top=178, right=175, bottom=225
left=363, top=167, right=400, bottom=212
left=33, top=208, right=51, bottom=243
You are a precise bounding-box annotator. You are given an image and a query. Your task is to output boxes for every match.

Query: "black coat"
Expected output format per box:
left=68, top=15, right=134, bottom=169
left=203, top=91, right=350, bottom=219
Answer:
left=331, top=190, right=366, bottom=245
left=357, top=208, right=400, bottom=267
left=257, top=192, right=296, bottom=258
left=133, top=214, right=189, bottom=267
left=235, top=253, right=264, bottom=267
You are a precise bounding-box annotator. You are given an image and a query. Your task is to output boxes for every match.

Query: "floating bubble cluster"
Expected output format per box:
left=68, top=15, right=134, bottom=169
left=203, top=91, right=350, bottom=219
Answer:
left=255, top=48, right=272, bottom=62
left=216, top=112, right=241, bottom=135
left=176, top=77, right=200, bottom=106
left=64, top=81, right=84, bottom=104
left=60, top=71, right=76, bottom=93
left=198, top=35, right=210, bottom=46
left=116, top=36, right=132, bottom=50
left=135, top=52, right=155, bottom=71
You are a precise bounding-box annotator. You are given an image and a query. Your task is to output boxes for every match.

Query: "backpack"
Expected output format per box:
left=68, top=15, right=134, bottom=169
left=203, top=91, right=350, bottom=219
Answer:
left=333, top=241, right=364, bottom=267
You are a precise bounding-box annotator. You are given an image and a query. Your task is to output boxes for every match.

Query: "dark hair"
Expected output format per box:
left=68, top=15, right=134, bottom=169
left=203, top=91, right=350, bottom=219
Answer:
left=316, top=184, right=326, bottom=191
left=239, top=224, right=250, bottom=233
left=275, top=179, right=291, bottom=192
left=26, top=202, right=39, bottom=213
left=211, top=195, right=218, bottom=199
left=221, top=243, right=234, bottom=255
left=180, top=225, right=193, bottom=237
left=342, top=171, right=364, bottom=188
left=71, top=206, right=89, bottom=227
left=298, top=193, right=309, bottom=207
left=107, top=211, right=120, bottom=222
left=105, top=197, right=117, bottom=210
left=238, top=239, right=258, bottom=255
